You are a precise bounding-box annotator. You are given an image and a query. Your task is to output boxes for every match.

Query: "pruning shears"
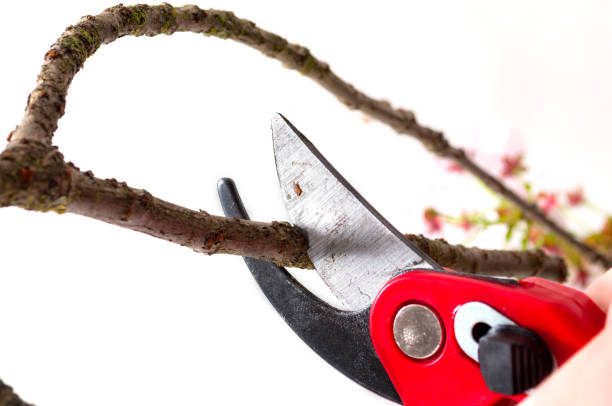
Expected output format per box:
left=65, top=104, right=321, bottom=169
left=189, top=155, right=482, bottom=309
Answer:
left=217, top=114, right=605, bottom=405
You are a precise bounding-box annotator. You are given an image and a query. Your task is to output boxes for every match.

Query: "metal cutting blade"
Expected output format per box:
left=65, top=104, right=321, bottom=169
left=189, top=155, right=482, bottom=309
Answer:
left=271, top=114, right=442, bottom=311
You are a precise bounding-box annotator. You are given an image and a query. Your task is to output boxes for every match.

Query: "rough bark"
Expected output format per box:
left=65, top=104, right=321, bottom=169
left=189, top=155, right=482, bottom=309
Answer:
left=405, top=234, right=567, bottom=281
left=0, top=3, right=581, bottom=279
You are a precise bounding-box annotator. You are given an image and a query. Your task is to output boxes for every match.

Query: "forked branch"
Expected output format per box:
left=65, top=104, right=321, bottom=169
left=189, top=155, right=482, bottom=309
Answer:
left=1, top=3, right=580, bottom=285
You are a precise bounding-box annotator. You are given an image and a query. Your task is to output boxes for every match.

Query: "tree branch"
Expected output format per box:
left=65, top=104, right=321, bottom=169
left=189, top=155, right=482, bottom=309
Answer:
left=0, top=3, right=575, bottom=280
left=0, top=380, right=32, bottom=406
left=405, top=234, right=567, bottom=281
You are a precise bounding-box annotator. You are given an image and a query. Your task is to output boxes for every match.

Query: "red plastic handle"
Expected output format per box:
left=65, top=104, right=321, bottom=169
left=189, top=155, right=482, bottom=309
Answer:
left=369, top=270, right=605, bottom=406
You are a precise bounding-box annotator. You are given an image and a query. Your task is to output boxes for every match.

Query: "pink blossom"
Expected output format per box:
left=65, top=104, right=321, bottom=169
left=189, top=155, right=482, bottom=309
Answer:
left=536, top=192, right=558, bottom=214
left=567, top=188, right=584, bottom=207
left=423, top=208, right=443, bottom=234
left=501, top=153, right=526, bottom=178
left=459, top=212, right=473, bottom=231
left=446, top=161, right=465, bottom=174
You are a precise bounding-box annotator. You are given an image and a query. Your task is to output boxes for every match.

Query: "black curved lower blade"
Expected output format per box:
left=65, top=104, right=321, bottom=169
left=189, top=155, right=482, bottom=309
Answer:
left=217, top=178, right=400, bottom=404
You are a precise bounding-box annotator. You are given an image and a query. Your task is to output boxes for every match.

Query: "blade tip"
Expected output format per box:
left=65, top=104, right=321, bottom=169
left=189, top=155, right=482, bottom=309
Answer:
left=272, top=113, right=299, bottom=151
left=271, top=112, right=288, bottom=131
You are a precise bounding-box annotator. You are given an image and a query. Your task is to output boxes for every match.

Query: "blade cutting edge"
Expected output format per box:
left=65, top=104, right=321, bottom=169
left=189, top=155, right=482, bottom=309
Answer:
left=271, top=114, right=442, bottom=311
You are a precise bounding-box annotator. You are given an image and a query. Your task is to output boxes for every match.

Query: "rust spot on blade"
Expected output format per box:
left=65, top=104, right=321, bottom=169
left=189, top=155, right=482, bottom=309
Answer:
left=293, top=182, right=303, bottom=196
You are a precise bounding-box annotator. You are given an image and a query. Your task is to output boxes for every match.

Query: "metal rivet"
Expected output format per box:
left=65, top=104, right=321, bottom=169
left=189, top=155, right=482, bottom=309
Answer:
left=393, top=304, right=443, bottom=360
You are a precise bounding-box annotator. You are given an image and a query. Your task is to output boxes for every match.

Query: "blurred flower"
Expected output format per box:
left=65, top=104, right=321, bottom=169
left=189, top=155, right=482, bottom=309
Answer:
left=528, top=227, right=561, bottom=255
left=446, top=160, right=465, bottom=174
left=424, top=141, right=609, bottom=282
left=424, top=207, right=443, bottom=234
left=496, top=203, right=522, bottom=225
left=566, top=188, right=584, bottom=207
left=542, top=243, right=561, bottom=255
left=443, top=150, right=475, bottom=174
left=460, top=212, right=473, bottom=231
left=501, top=153, right=526, bottom=178
left=536, top=192, right=558, bottom=214
left=528, top=227, right=543, bottom=245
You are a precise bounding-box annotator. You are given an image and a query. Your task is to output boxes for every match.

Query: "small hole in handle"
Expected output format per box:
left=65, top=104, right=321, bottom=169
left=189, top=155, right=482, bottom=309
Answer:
left=472, top=322, right=491, bottom=342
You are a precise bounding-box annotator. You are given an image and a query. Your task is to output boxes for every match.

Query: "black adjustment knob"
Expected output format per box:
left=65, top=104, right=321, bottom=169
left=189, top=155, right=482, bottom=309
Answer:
left=478, top=324, right=554, bottom=395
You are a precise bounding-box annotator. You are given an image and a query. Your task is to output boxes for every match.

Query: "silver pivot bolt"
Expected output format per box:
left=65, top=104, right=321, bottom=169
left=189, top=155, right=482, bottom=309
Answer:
left=393, top=304, right=443, bottom=359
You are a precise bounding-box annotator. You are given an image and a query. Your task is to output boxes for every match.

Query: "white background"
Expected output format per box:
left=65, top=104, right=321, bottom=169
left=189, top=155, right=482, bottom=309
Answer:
left=1, top=1, right=612, bottom=405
